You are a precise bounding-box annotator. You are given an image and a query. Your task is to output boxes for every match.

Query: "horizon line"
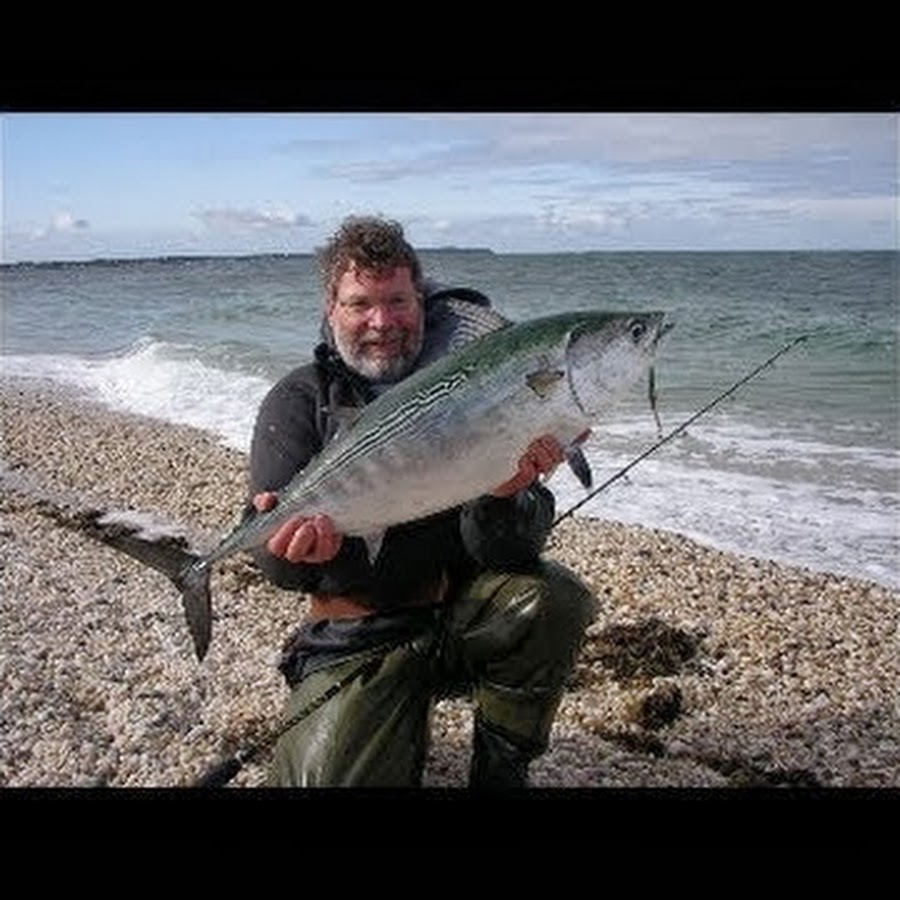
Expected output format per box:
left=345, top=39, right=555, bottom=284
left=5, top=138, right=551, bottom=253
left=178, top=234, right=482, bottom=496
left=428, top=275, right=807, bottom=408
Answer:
left=3, top=246, right=895, bottom=267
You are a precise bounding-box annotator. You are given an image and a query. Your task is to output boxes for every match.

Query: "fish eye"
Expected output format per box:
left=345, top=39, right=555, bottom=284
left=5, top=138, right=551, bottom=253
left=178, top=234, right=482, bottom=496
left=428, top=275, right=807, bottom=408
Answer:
left=628, top=319, right=647, bottom=343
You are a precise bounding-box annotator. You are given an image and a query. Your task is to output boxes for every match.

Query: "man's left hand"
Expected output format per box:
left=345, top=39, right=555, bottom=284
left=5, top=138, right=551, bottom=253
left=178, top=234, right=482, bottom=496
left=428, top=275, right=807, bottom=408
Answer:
left=490, top=435, right=567, bottom=498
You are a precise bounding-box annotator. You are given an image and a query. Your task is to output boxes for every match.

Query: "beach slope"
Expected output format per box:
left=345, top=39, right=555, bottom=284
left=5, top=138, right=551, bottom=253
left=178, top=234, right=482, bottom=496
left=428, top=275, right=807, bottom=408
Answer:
left=1, top=378, right=897, bottom=789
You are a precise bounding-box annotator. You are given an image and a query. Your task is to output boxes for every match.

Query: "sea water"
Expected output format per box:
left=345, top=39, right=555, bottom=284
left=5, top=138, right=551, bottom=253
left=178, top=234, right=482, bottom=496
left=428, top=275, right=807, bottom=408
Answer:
left=2, top=250, right=897, bottom=589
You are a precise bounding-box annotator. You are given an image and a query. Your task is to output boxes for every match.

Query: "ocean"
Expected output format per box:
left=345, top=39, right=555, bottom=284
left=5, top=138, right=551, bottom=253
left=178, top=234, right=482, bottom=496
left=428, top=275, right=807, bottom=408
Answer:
left=2, top=251, right=897, bottom=590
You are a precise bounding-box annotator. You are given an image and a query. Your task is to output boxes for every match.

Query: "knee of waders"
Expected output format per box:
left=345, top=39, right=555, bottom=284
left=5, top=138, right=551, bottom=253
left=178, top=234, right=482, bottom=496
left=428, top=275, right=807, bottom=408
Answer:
left=498, top=560, right=599, bottom=657
left=468, top=562, right=598, bottom=742
left=455, top=561, right=598, bottom=669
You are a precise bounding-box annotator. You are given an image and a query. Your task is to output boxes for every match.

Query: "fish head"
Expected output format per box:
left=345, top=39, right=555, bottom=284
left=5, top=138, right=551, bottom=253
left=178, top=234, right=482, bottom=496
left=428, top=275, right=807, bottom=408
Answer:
left=566, top=311, right=670, bottom=417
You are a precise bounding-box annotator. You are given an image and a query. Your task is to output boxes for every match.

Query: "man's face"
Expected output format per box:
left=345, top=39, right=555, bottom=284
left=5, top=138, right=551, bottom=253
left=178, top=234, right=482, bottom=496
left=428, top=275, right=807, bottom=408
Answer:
left=328, top=264, right=424, bottom=382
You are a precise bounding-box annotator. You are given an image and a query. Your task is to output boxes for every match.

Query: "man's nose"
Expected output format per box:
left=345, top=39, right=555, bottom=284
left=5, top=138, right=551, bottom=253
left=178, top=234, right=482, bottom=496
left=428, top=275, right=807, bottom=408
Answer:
left=367, top=303, right=394, bottom=328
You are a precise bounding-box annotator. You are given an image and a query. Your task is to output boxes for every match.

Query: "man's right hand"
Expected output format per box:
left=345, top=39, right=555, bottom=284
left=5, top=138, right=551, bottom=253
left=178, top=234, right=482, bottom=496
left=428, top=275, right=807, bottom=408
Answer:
left=253, top=492, right=344, bottom=564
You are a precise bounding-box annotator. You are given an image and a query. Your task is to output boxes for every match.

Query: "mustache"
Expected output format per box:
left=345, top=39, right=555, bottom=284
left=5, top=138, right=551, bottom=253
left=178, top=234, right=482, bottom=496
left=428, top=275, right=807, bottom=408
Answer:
left=358, top=326, right=410, bottom=342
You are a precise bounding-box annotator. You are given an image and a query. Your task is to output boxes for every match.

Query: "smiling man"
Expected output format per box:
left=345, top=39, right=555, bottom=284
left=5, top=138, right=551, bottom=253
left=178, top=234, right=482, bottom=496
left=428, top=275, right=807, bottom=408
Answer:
left=327, top=262, right=425, bottom=383
left=247, top=215, right=597, bottom=787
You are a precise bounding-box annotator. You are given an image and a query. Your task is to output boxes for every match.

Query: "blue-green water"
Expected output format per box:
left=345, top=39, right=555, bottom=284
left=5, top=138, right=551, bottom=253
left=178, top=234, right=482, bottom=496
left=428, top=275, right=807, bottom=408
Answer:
left=2, top=250, right=897, bottom=588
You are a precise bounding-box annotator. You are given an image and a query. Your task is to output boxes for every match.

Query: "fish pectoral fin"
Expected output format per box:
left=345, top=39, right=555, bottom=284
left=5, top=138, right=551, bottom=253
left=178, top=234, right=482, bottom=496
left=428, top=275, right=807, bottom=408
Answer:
left=525, top=368, right=566, bottom=399
left=565, top=444, right=593, bottom=490
left=361, top=530, right=386, bottom=563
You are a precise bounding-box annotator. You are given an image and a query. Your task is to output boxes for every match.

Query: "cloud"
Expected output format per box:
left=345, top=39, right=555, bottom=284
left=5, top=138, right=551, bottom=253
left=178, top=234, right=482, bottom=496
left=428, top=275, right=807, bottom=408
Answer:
left=30, top=210, right=89, bottom=239
left=321, top=113, right=896, bottom=199
left=193, top=207, right=314, bottom=232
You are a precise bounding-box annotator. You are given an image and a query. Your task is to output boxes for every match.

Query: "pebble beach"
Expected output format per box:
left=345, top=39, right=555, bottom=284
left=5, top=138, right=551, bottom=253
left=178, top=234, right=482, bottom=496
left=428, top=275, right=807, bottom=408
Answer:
left=2, top=376, right=898, bottom=798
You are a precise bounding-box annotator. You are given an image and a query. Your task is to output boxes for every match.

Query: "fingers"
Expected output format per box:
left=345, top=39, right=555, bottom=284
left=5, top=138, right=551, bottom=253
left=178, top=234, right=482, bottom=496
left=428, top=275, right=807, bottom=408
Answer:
left=266, top=514, right=343, bottom=564
left=294, top=516, right=342, bottom=564
left=490, top=434, right=566, bottom=497
left=253, top=491, right=278, bottom=513
left=529, top=435, right=565, bottom=475
left=267, top=518, right=312, bottom=561
left=255, top=491, right=342, bottom=563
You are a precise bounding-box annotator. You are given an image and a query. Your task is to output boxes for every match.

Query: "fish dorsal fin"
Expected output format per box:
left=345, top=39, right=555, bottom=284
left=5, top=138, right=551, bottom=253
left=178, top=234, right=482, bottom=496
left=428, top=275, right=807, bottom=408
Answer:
left=417, top=298, right=513, bottom=368
left=441, top=298, right=512, bottom=348
left=525, top=367, right=566, bottom=398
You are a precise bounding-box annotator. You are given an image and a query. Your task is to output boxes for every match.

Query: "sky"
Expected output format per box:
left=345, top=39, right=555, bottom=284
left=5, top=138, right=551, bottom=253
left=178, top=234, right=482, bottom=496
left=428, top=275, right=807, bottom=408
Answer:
left=1, top=111, right=896, bottom=262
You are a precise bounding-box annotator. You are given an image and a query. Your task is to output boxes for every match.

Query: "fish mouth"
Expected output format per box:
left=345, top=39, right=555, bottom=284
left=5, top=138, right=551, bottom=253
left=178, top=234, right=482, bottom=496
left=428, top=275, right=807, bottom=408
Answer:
left=653, top=318, right=675, bottom=348
left=633, top=312, right=673, bottom=356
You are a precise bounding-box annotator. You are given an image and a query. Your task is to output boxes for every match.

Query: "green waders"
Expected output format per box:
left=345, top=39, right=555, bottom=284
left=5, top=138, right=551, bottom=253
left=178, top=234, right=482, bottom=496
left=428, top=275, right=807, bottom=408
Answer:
left=268, top=560, right=598, bottom=787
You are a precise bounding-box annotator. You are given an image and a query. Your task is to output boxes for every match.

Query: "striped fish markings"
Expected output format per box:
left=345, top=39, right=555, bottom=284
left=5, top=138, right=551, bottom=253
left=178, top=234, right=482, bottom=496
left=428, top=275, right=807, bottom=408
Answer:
left=128, top=306, right=669, bottom=660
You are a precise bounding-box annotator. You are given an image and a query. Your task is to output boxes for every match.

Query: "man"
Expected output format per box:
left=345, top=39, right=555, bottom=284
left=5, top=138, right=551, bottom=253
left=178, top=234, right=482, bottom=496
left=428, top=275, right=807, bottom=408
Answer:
left=248, top=215, right=597, bottom=787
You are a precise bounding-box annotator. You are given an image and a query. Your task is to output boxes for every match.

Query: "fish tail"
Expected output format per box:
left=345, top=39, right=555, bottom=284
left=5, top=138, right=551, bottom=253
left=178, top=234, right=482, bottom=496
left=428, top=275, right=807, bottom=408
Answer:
left=127, top=541, right=213, bottom=661
left=77, top=511, right=214, bottom=660
left=171, top=559, right=213, bottom=662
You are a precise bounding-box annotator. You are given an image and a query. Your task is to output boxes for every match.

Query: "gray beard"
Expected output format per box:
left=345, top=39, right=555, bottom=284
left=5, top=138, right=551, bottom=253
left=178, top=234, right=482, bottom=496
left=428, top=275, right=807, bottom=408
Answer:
left=333, top=329, right=424, bottom=384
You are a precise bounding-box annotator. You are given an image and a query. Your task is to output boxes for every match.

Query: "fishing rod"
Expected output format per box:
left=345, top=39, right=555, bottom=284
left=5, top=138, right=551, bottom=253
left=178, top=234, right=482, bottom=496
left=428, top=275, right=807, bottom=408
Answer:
left=553, top=333, right=810, bottom=528
left=194, top=655, right=382, bottom=787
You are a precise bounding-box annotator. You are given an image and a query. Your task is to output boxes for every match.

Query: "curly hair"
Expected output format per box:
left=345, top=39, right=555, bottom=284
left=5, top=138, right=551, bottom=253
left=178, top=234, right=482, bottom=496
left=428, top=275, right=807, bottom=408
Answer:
left=317, top=215, right=423, bottom=303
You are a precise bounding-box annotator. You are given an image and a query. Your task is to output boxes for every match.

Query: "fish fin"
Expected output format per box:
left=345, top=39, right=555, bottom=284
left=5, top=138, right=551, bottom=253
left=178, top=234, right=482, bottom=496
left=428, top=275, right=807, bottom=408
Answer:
left=417, top=298, right=513, bottom=367
left=565, top=445, right=593, bottom=490
left=172, top=562, right=213, bottom=661
left=648, top=365, right=665, bottom=438
left=525, top=368, right=566, bottom=398
left=361, top=530, right=386, bottom=563
left=441, top=298, right=512, bottom=347
left=79, top=511, right=212, bottom=661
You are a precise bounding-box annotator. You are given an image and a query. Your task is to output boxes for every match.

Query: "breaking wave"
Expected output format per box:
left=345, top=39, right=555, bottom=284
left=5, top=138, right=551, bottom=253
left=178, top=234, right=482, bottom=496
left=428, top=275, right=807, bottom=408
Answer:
left=0, top=337, right=271, bottom=451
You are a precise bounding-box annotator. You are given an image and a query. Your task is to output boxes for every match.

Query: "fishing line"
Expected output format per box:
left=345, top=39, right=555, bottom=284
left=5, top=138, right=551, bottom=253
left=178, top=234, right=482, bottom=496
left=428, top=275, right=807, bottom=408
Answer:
left=553, top=334, right=810, bottom=529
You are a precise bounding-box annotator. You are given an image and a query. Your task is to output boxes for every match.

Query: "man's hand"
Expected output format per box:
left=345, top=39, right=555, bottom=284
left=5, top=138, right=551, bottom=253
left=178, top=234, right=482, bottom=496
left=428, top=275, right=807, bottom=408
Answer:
left=490, top=435, right=567, bottom=498
left=253, top=492, right=343, bottom=564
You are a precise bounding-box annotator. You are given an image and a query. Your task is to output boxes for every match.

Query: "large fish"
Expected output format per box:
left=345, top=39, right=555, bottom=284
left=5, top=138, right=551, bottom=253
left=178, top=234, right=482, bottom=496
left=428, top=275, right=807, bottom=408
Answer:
left=110, top=304, right=670, bottom=660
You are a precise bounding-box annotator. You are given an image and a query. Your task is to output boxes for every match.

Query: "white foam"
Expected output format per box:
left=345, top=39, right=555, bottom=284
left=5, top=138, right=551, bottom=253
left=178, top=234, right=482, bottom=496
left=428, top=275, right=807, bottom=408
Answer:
left=549, top=439, right=900, bottom=590
left=0, top=340, right=270, bottom=451
left=601, top=414, right=897, bottom=469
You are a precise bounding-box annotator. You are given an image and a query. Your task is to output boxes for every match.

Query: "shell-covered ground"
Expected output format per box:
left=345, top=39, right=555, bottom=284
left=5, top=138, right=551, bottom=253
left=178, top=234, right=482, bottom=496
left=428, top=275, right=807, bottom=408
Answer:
left=2, top=379, right=897, bottom=794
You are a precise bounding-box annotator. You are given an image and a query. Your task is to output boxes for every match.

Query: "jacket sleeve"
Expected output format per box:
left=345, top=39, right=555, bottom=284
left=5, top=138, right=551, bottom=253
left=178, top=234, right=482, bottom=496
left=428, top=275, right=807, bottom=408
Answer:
left=246, top=370, right=372, bottom=593
left=458, top=482, right=556, bottom=571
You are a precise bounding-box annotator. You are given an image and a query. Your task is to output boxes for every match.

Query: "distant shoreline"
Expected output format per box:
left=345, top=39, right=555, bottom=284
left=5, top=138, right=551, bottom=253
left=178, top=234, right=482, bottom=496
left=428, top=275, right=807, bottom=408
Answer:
left=3, top=247, right=895, bottom=269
